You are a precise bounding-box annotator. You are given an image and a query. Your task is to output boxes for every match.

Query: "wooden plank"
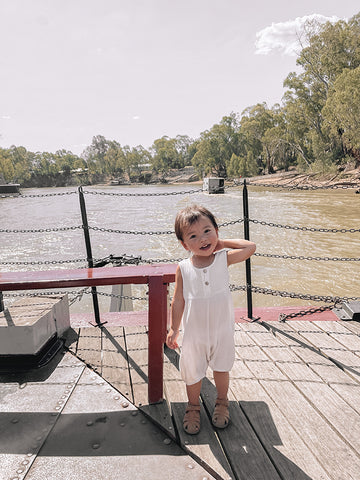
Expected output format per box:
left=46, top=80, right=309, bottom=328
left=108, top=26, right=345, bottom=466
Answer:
left=313, top=321, right=360, bottom=352
left=260, top=378, right=360, bottom=479
left=76, top=327, right=102, bottom=370
left=201, top=377, right=282, bottom=480
left=123, top=325, right=149, bottom=407
left=292, top=380, right=360, bottom=452
left=163, top=348, right=234, bottom=480
left=230, top=378, right=332, bottom=480
left=329, top=383, right=360, bottom=415
left=340, top=321, right=360, bottom=335
left=100, top=326, right=133, bottom=401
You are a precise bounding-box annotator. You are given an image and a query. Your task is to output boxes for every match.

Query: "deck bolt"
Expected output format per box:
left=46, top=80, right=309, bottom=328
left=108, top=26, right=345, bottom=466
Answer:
left=163, top=438, right=171, bottom=445
left=187, top=464, right=194, bottom=469
left=87, top=421, right=94, bottom=426
left=131, top=411, right=138, bottom=416
left=121, top=401, right=129, bottom=408
left=120, top=422, right=126, bottom=427
left=11, top=418, right=19, bottom=424
left=92, top=443, right=100, bottom=449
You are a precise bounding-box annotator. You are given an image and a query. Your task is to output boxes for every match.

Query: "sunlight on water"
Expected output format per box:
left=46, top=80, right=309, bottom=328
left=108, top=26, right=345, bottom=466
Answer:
left=1, top=184, right=359, bottom=313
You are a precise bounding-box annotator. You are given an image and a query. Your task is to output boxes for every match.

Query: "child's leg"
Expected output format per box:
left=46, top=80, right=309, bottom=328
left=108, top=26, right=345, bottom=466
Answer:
left=186, top=380, right=202, bottom=405
left=213, top=371, right=229, bottom=400
left=212, top=371, right=230, bottom=428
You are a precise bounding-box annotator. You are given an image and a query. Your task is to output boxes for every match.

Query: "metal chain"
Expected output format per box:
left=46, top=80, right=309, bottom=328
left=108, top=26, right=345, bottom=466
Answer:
left=247, top=181, right=360, bottom=190
left=0, top=226, right=83, bottom=234
left=87, top=219, right=244, bottom=236
left=19, top=191, right=78, bottom=198
left=83, top=188, right=203, bottom=197
left=88, top=225, right=174, bottom=235
left=0, top=258, right=88, bottom=266
left=254, top=253, right=360, bottom=262
left=249, top=219, right=360, bottom=233
left=1, top=251, right=358, bottom=266
left=278, top=304, right=337, bottom=322
left=4, top=284, right=359, bottom=308
left=229, top=284, right=360, bottom=303
left=96, top=291, right=147, bottom=301
left=1, top=218, right=356, bottom=235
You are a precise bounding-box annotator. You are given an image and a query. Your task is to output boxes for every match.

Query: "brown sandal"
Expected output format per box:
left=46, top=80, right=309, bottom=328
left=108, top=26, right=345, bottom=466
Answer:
left=212, top=398, right=230, bottom=428
left=183, top=403, right=201, bottom=435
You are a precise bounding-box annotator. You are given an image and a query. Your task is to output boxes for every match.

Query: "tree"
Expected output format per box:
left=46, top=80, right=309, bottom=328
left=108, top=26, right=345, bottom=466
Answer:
left=192, top=113, right=242, bottom=177
left=151, top=136, right=180, bottom=175
left=81, top=135, right=110, bottom=174
left=0, top=148, right=15, bottom=181
left=282, top=13, right=360, bottom=169
left=240, top=103, right=275, bottom=173
left=322, top=66, right=360, bottom=161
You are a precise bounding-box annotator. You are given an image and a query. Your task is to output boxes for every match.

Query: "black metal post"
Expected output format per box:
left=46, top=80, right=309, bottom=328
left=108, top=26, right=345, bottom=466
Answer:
left=0, top=292, right=4, bottom=312
left=242, top=179, right=254, bottom=319
left=78, top=186, right=102, bottom=326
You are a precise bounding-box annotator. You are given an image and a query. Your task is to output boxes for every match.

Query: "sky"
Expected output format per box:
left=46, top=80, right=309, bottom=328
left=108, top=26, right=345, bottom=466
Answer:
left=0, top=0, right=359, bottom=156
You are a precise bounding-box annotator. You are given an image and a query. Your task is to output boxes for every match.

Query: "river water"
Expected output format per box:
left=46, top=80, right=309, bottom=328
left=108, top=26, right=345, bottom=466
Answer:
left=1, top=184, right=359, bottom=313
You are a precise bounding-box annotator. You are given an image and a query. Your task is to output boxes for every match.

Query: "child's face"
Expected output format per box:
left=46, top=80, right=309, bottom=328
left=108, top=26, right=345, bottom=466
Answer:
left=181, top=215, right=218, bottom=256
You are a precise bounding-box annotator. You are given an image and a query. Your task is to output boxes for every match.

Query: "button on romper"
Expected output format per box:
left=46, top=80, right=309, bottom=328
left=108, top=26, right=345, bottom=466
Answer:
left=179, top=250, right=235, bottom=385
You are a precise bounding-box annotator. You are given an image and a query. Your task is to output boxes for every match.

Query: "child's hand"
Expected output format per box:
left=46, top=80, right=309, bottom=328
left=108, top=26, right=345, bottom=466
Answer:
left=166, top=328, right=179, bottom=349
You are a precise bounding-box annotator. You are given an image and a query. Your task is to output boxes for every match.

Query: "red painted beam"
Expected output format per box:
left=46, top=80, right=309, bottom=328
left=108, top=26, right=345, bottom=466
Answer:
left=148, top=276, right=169, bottom=404
left=0, top=264, right=177, bottom=291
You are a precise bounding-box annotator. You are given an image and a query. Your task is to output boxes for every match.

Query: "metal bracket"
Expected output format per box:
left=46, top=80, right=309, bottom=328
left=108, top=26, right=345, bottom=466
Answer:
left=333, top=301, right=360, bottom=321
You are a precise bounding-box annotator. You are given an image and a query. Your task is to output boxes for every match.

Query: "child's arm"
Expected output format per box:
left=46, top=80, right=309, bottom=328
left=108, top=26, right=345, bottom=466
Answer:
left=215, top=238, right=256, bottom=266
left=166, top=265, right=185, bottom=349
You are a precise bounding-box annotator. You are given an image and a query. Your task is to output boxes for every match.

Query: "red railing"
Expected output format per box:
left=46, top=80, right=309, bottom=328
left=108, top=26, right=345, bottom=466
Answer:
left=0, top=264, right=177, bottom=404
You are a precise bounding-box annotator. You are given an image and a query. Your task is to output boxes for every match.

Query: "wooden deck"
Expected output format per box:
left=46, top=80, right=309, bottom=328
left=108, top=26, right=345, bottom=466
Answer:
left=67, top=310, right=360, bottom=480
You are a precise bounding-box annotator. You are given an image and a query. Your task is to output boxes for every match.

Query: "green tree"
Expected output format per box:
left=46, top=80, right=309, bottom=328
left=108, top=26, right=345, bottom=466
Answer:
left=151, top=136, right=180, bottom=175
left=0, top=148, right=15, bottom=181
left=322, top=66, right=360, bottom=161
left=240, top=103, right=274, bottom=173
left=192, top=113, right=242, bottom=177
left=283, top=13, right=360, bottom=168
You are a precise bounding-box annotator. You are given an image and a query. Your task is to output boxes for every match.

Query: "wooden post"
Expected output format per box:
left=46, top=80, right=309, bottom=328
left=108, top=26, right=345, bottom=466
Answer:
left=147, top=275, right=168, bottom=404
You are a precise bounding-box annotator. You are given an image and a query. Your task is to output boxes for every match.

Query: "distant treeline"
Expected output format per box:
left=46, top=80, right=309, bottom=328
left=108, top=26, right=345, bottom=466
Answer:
left=1, top=14, right=359, bottom=187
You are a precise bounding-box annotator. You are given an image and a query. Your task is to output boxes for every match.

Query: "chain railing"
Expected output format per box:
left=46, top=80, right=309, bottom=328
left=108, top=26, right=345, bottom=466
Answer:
left=1, top=182, right=359, bottom=321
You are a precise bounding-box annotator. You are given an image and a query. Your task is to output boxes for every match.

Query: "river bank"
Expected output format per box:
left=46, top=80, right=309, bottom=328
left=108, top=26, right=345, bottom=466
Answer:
left=241, top=168, right=360, bottom=189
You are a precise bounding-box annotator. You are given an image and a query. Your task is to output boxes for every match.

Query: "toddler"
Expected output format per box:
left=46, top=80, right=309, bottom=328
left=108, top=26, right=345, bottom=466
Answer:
left=166, top=204, right=256, bottom=434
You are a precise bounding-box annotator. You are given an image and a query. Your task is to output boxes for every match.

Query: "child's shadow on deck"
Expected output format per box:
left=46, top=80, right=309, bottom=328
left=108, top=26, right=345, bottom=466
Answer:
left=165, top=346, right=313, bottom=480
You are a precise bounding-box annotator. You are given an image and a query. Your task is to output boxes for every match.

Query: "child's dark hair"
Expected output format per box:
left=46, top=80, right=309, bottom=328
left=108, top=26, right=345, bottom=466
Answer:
left=174, top=204, right=218, bottom=241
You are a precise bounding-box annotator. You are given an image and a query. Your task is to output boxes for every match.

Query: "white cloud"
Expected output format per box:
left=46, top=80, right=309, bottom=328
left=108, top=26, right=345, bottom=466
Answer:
left=255, top=14, right=341, bottom=56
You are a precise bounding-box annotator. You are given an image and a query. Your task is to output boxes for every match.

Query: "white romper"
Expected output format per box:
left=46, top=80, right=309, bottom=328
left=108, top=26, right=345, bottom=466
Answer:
left=179, top=249, right=235, bottom=385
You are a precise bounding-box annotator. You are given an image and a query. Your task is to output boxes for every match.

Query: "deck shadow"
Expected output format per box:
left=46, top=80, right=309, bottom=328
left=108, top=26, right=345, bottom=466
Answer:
left=165, top=346, right=313, bottom=480
left=0, top=410, right=184, bottom=457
